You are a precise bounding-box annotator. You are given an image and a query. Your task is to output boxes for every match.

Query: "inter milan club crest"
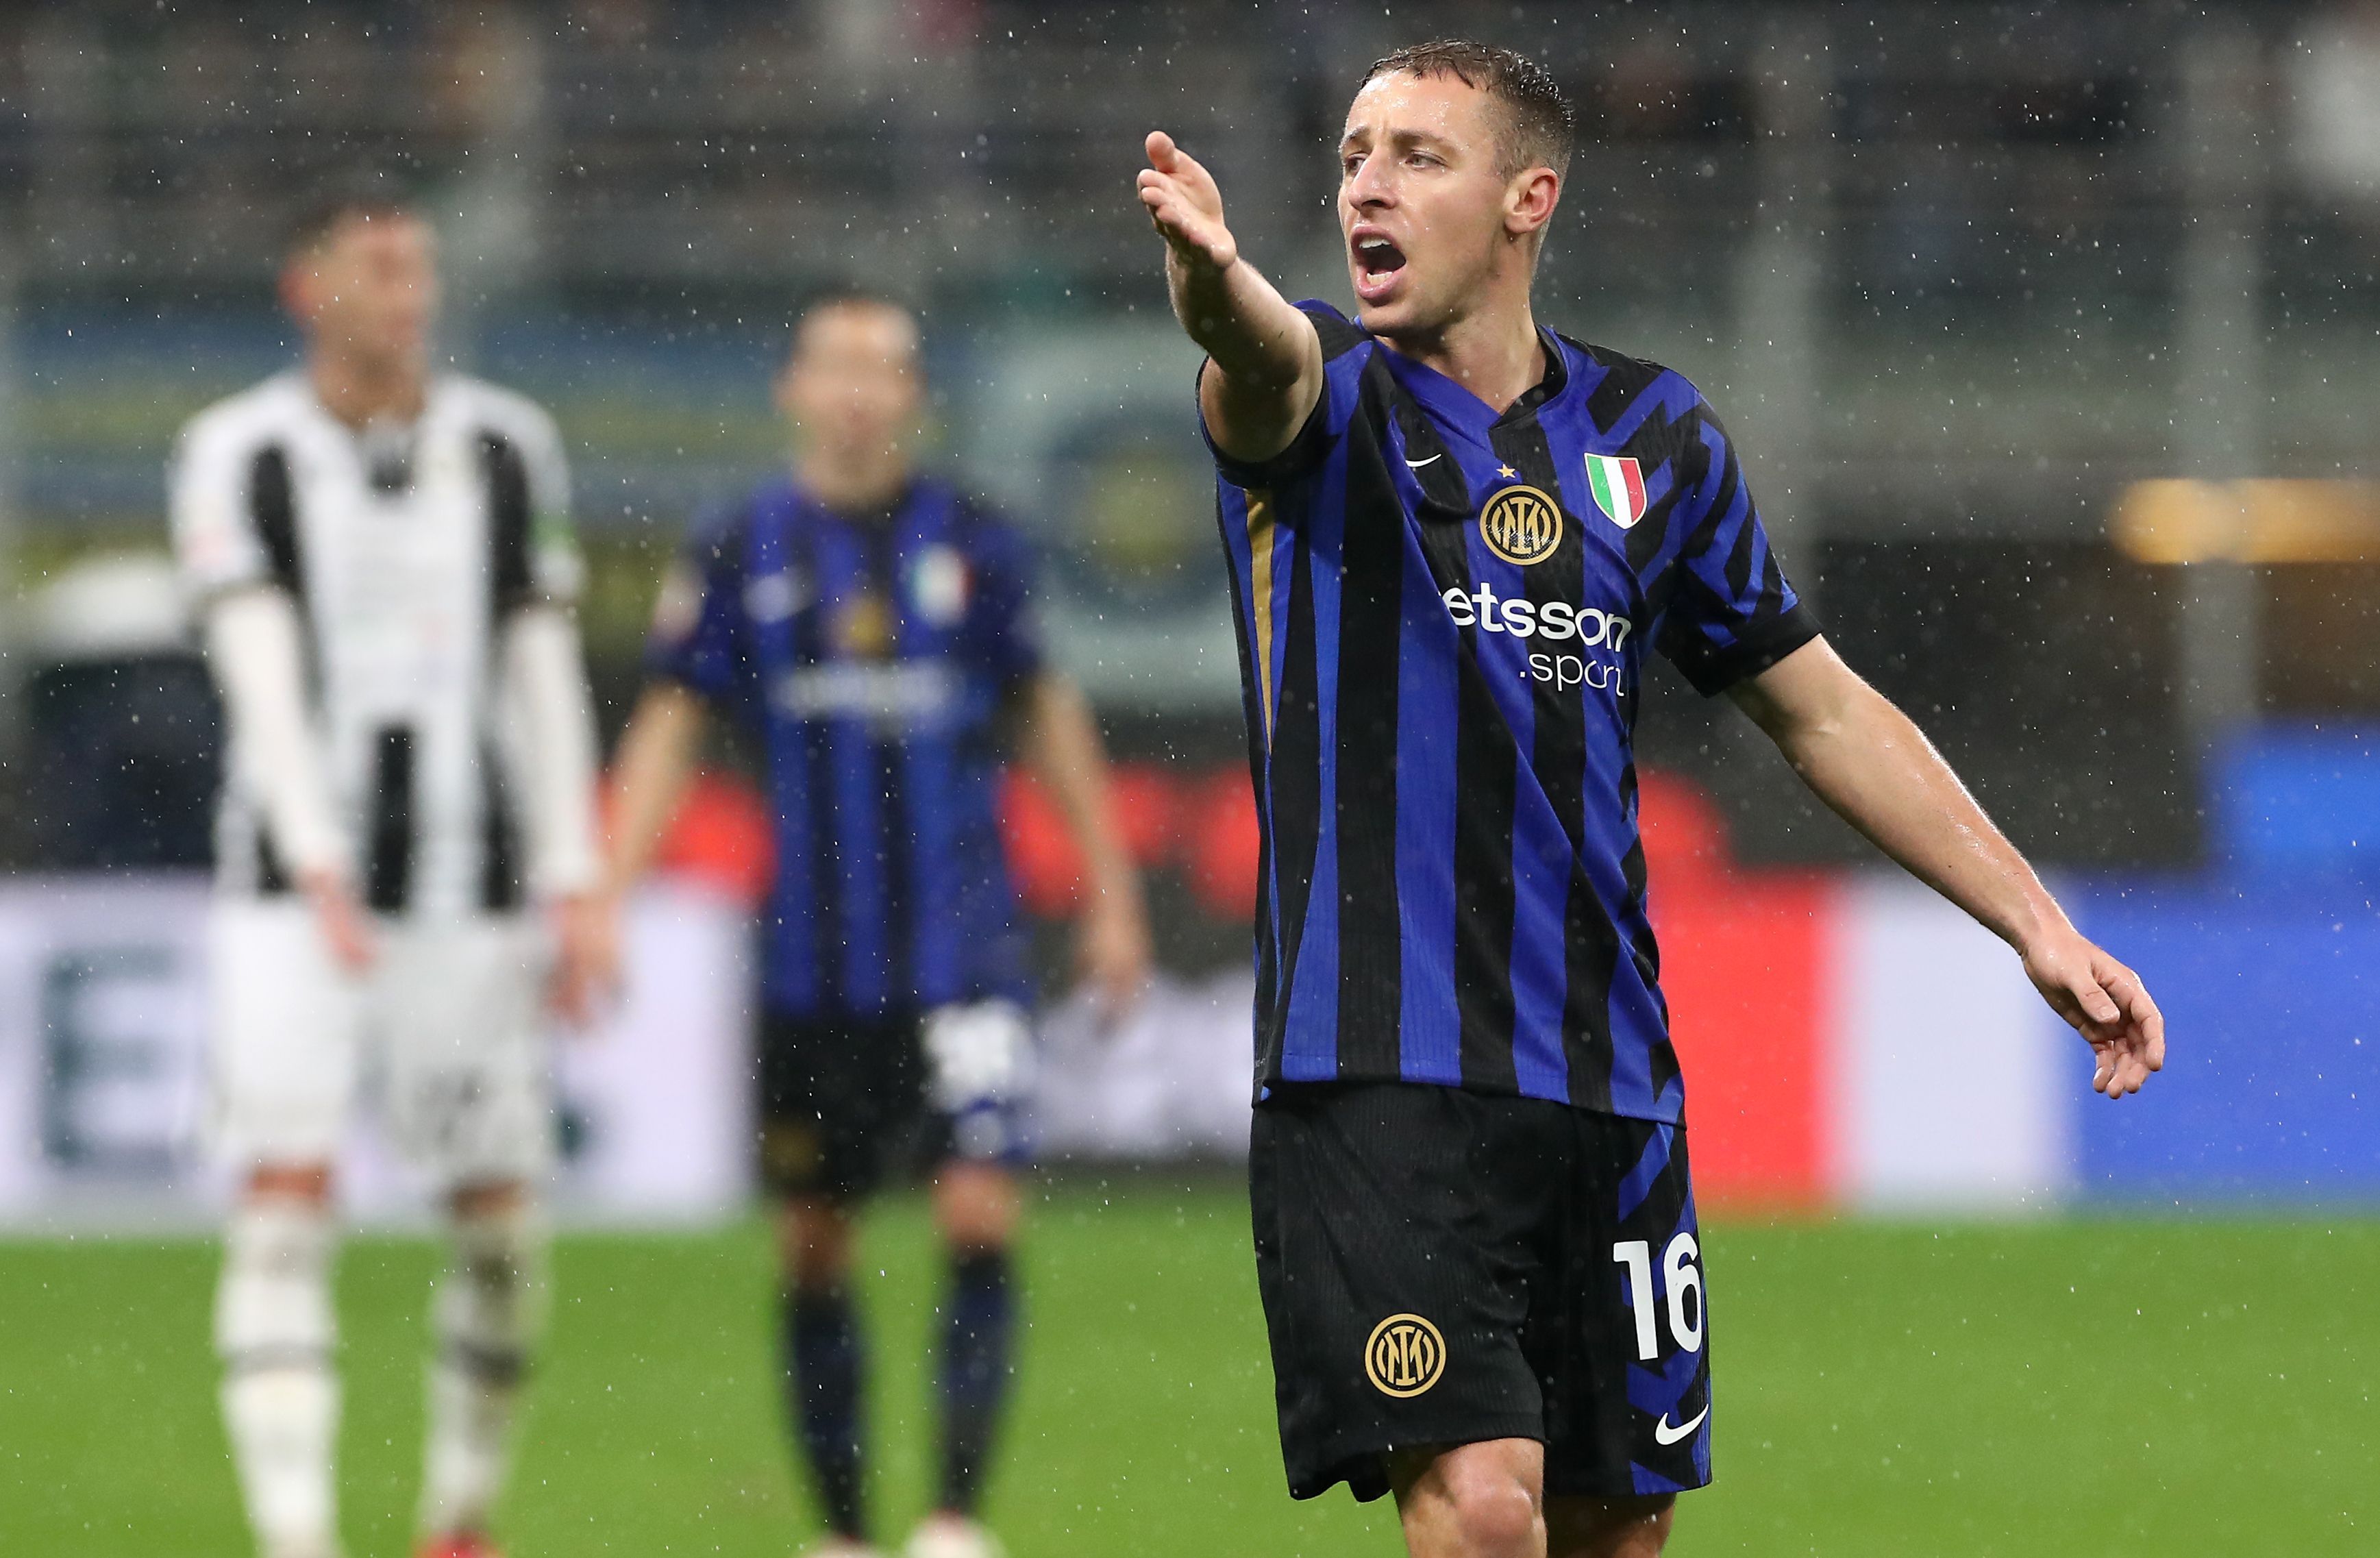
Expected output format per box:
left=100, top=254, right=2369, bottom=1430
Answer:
left=1364, top=1313, right=1447, bottom=1398
left=1583, top=453, right=1648, bottom=529
left=1478, top=484, right=1563, bottom=566
left=833, top=593, right=895, bottom=658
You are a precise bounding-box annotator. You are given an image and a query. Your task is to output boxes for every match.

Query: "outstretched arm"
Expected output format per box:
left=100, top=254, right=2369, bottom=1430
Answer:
left=1137, top=130, right=1324, bottom=465
left=1730, top=638, right=2166, bottom=1099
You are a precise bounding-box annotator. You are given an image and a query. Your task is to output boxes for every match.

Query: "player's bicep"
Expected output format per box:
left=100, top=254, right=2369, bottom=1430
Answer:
left=641, top=536, right=747, bottom=704
left=1654, top=406, right=1822, bottom=696
left=968, top=523, right=1048, bottom=685
left=517, top=408, right=584, bottom=606
left=1724, top=634, right=1850, bottom=739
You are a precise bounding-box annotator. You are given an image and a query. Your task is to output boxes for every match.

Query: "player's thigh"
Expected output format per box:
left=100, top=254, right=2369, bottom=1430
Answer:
left=377, top=915, right=553, bottom=1189
left=756, top=1011, right=925, bottom=1204
left=1537, top=1114, right=1711, bottom=1501
left=919, top=998, right=1034, bottom=1209
left=1249, top=1082, right=1561, bottom=1504
left=208, top=895, right=361, bottom=1169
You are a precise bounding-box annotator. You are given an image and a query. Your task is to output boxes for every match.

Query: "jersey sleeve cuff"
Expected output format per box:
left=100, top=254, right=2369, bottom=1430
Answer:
left=1196, top=363, right=1334, bottom=490
left=1676, top=602, right=1825, bottom=697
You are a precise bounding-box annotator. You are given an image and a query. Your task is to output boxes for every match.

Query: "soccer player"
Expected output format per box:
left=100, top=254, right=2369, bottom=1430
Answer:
left=169, top=186, right=606, bottom=1558
left=596, top=293, right=1152, bottom=1558
left=1138, top=40, right=2166, bottom=1558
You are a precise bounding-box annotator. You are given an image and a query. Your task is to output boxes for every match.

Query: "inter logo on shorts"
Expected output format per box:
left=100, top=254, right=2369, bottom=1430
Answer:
left=1363, top=1313, right=1447, bottom=1398
left=1478, top=485, right=1563, bottom=565
left=1583, top=454, right=1648, bottom=529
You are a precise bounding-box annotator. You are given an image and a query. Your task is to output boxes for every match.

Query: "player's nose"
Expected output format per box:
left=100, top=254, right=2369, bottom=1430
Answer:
left=1343, top=156, right=1397, bottom=210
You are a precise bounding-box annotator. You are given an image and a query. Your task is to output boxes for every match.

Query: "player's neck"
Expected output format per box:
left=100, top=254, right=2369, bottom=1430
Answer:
left=308, top=353, right=426, bottom=430
left=798, top=449, right=910, bottom=516
left=1376, top=299, right=1545, bottom=417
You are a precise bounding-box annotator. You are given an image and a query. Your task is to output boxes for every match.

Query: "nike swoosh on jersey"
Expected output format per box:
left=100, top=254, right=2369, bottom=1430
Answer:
left=1652, top=1405, right=1709, bottom=1446
left=1403, top=454, right=1441, bottom=467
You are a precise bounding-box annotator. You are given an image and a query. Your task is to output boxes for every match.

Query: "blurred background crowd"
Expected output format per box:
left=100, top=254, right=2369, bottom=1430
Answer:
left=0, top=0, right=2375, bottom=1216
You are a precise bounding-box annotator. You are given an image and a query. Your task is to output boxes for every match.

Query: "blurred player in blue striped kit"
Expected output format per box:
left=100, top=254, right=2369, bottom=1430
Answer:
left=1140, top=38, right=2167, bottom=1558
left=596, top=293, right=1152, bottom=1558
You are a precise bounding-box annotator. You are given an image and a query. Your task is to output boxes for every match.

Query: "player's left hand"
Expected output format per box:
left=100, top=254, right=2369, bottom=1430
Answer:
left=1138, top=131, right=1238, bottom=275
left=548, top=889, right=621, bottom=1030
left=2020, top=928, right=2165, bottom=1099
left=1076, top=887, right=1153, bottom=1023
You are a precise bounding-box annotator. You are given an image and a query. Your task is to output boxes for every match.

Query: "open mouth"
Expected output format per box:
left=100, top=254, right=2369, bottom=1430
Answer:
left=1354, top=234, right=1407, bottom=276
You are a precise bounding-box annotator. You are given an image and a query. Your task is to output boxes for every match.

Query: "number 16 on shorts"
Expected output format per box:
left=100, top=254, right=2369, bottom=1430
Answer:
left=1612, top=1234, right=1705, bottom=1360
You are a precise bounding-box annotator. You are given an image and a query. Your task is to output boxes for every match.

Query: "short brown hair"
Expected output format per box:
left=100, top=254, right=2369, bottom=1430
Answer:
left=1362, top=40, right=1575, bottom=179
left=284, top=170, right=421, bottom=258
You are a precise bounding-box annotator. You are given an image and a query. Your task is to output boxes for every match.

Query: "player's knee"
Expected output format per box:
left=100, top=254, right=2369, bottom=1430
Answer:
left=246, top=1162, right=334, bottom=1204
left=1437, top=1462, right=1543, bottom=1555
left=437, top=1195, right=549, bottom=1373
left=216, top=1199, right=336, bottom=1365
left=932, top=1163, right=1019, bottom=1253
left=780, top=1196, right=856, bottom=1289
left=448, top=1176, right=525, bottom=1223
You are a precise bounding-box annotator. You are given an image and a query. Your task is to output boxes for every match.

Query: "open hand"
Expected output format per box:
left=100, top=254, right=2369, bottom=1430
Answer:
left=1138, top=132, right=1237, bottom=273
left=548, top=889, right=622, bottom=1030
left=298, top=866, right=377, bottom=976
left=1075, top=889, right=1154, bottom=1024
left=2022, top=929, right=2166, bottom=1099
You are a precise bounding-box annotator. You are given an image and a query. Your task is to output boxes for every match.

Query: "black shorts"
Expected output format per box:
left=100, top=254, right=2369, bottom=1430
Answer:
left=1250, top=1082, right=1711, bottom=1503
left=756, top=1009, right=1026, bottom=1202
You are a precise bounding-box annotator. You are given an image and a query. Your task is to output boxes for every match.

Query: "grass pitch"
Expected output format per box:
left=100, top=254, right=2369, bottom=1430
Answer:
left=0, top=1182, right=2372, bottom=1556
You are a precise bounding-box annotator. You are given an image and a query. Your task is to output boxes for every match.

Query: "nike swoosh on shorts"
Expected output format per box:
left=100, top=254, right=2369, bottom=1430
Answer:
left=1652, top=1405, right=1709, bottom=1446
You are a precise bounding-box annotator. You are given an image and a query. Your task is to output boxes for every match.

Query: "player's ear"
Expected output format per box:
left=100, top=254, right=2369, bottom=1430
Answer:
left=278, top=256, right=318, bottom=325
left=771, top=354, right=803, bottom=421
left=1505, top=165, right=1561, bottom=239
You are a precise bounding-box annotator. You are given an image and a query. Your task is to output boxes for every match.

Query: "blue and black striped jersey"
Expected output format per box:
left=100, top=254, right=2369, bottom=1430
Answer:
left=1207, top=302, right=1820, bottom=1122
left=647, top=475, right=1042, bottom=1019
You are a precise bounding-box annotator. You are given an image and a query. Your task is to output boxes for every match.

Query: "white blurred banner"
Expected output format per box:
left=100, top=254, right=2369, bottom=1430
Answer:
left=1033, top=970, right=1258, bottom=1160
left=0, top=874, right=1263, bottom=1230
left=0, top=876, right=754, bottom=1227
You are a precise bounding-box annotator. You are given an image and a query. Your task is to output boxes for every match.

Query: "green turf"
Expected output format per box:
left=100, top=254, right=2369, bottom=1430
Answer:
left=0, top=1188, right=2372, bottom=1556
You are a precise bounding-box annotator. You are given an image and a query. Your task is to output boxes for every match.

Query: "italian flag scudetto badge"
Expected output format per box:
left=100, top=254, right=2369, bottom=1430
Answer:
left=1583, top=454, right=1648, bottom=529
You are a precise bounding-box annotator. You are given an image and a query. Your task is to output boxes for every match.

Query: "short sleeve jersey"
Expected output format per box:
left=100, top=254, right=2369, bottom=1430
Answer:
left=1206, top=302, right=1821, bottom=1123
left=647, top=474, right=1044, bottom=1019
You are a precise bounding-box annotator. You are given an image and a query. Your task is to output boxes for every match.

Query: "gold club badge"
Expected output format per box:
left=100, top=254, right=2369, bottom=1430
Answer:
left=833, top=593, right=895, bottom=658
left=1364, top=1313, right=1447, bottom=1398
left=1478, top=484, right=1564, bottom=566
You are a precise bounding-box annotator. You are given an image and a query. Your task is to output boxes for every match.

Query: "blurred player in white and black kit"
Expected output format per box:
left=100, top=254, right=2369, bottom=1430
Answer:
left=169, top=183, right=608, bottom=1558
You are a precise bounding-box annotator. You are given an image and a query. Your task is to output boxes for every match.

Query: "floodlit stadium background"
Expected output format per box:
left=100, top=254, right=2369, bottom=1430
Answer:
left=1, top=2, right=2375, bottom=1553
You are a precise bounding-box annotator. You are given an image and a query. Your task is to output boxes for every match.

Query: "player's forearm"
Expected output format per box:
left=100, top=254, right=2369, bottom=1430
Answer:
left=1169, top=248, right=1306, bottom=390
left=1021, top=674, right=1143, bottom=912
left=203, top=586, right=345, bottom=877
left=601, top=682, right=705, bottom=897
left=1174, top=254, right=1322, bottom=465
left=1762, top=680, right=2068, bottom=954
left=499, top=606, right=602, bottom=899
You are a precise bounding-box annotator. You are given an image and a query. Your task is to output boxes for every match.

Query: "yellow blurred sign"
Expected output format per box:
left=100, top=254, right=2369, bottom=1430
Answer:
left=2113, top=480, right=2380, bottom=563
